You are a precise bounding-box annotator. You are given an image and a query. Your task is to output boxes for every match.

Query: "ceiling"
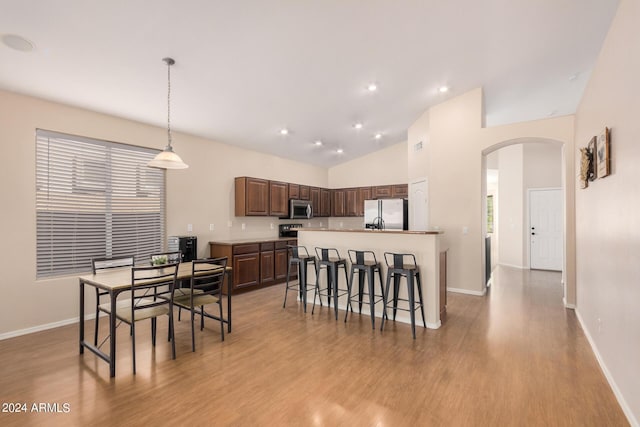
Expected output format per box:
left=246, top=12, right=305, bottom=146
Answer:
left=0, top=0, right=619, bottom=168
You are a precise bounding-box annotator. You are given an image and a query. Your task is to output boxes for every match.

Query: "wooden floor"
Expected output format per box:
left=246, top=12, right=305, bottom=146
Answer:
left=0, top=266, right=628, bottom=426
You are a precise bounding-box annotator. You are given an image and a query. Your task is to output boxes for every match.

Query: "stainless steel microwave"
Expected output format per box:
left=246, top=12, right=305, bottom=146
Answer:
left=289, top=199, right=313, bottom=219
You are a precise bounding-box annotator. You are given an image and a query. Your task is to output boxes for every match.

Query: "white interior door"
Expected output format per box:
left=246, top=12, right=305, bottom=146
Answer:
left=529, top=188, right=563, bottom=271
left=409, top=178, right=428, bottom=231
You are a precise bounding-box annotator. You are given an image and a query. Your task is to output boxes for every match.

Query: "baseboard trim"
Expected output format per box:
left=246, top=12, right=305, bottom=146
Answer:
left=498, top=262, right=526, bottom=269
left=563, top=297, right=576, bottom=309
left=0, top=314, right=95, bottom=341
left=447, top=287, right=486, bottom=297
left=575, top=309, right=639, bottom=427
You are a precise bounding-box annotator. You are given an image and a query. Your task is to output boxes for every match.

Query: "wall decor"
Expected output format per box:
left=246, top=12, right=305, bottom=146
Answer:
left=587, top=136, right=597, bottom=181
left=579, top=147, right=592, bottom=189
left=596, top=127, right=610, bottom=178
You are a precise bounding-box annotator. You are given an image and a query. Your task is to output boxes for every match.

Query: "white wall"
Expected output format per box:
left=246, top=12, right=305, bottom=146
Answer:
left=574, top=0, right=640, bottom=423
left=327, top=141, right=408, bottom=230
left=0, top=89, right=327, bottom=336
left=328, top=141, right=408, bottom=188
left=409, top=88, right=575, bottom=296
left=497, top=145, right=524, bottom=268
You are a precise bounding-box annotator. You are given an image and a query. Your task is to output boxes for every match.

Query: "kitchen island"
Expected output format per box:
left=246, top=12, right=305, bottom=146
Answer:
left=298, top=228, right=444, bottom=329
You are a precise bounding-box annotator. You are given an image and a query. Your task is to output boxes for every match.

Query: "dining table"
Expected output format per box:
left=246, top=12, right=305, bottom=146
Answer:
left=78, top=261, right=232, bottom=377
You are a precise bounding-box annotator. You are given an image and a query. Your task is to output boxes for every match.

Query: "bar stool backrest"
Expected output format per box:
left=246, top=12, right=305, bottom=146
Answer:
left=315, top=247, right=341, bottom=262
left=288, top=245, right=311, bottom=259
left=383, top=252, right=418, bottom=270
left=348, top=250, right=378, bottom=266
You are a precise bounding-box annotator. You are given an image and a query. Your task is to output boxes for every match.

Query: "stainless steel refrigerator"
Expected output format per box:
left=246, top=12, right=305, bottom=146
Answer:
left=364, top=199, right=408, bottom=230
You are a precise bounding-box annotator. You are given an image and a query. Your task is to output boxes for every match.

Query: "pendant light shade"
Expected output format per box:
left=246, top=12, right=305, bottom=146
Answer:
left=148, top=57, right=188, bottom=169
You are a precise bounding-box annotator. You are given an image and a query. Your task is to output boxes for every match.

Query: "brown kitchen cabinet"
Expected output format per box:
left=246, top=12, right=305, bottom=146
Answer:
left=289, top=183, right=299, bottom=200
left=310, top=187, right=321, bottom=217
left=332, top=189, right=345, bottom=217
left=231, top=243, right=261, bottom=290
left=372, top=185, right=393, bottom=199
left=210, top=239, right=297, bottom=293
left=356, top=186, right=373, bottom=216
left=299, top=185, right=310, bottom=200
left=274, top=241, right=289, bottom=281
left=260, top=242, right=275, bottom=284
left=344, top=188, right=358, bottom=216
left=440, top=249, right=448, bottom=322
left=269, top=181, right=289, bottom=217
left=392, top=184, right=408, bottom=198
left=235, top=177, right=269, bottom=216
left=320, top=188, right=331, bottom=217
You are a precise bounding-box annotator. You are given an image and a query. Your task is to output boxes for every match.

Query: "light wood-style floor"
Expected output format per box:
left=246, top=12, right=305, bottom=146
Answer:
left=0, top=266, right=628, bottom=426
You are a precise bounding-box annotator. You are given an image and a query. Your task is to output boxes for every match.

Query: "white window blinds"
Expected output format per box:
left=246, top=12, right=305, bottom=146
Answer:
left=36, top=130, right=165, bottom=278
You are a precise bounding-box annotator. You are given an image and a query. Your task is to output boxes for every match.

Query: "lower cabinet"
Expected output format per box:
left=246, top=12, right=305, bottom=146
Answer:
left=210, top=239, right=297, bottom=293
left=274, top=242, right=289, bottom=281
left=260, top=242, right=275, bottom=284
left=233, top=252, right=260, bottom=290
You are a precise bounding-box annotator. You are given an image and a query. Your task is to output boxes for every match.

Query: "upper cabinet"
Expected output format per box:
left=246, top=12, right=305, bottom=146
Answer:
left=356, top=187, right=373, bottom=216
left=373, top=184, right=408, bottom=199
left=320, top=188, right=331, bottom=217
left=299, top=185, right=310, bottom=200
left=332, top=189, right=345, bottom=217
left=392, top=184, right=408, bottom=198
left=289, top=183, right=299, bottom=200
left=373, top=185, right=392, bottom=199
left=235, top=176, right=407, bottom=217
left=269, top=181, right=289, bottom=217
left=310, top=187, right=321, bottom=217
left=235, top=177, right=269, bottom=216
left=345, top=188, right=358, bottom=216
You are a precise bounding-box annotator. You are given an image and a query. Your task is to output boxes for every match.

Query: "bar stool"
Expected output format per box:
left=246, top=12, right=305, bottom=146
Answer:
left=283, top=246, right=317, bottom=313
left=312, top=247, right=350, bottom=320
left=344, top=250, right=386, bottom=329
left=380, top=252, right=426, bottom=339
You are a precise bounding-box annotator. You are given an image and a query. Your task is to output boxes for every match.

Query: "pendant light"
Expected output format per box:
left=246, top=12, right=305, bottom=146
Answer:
left=148, top=57, right=188, bottom=169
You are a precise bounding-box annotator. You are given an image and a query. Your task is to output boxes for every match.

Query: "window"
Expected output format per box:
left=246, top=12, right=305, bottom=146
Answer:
left=36, top=130, right=165, bottom=278
left=486, top=195, right=494, bottom=234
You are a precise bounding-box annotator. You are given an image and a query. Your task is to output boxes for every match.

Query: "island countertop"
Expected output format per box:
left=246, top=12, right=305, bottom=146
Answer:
left=208, top=237, right=295, bottom=246
left=298, top=228, right=443, bottom=329
left=300, top=228, right=443, bottom=235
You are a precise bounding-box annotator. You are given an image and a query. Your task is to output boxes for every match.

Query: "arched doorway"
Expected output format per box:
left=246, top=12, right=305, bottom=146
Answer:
left=481, top=137, right=568, bottom=303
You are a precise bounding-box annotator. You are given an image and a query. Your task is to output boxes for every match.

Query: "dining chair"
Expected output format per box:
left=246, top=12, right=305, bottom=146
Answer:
left=150, top=251, right=187, bottom=320
left=91, top=255, right=135, bottom=346
left=114, top=262, right=179, bottom=374
left=173, top=257, right=227, bottom=352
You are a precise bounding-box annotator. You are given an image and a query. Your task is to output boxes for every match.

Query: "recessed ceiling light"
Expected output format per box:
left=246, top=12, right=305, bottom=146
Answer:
left=336, top=148, right=344, bottom=154
left=367, top=83, right=378, bottom=92
left=374, top=133, right=382, bottom=140
left=439, top=86, right=449, bottom=93
left=2, top=34, right=34, bottom=52
left=353, top=123, right=363, bottom=130
left=548, top=109, right=558, bottom=116
left=280, top=128, right=289, bottom=135
left=314, top=140, right=323, bottom=146
left=569, top=73, right=579, bottom=82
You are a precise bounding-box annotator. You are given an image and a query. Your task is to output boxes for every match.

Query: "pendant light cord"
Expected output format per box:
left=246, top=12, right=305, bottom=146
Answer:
left=166, top=59, right=172, bottom=148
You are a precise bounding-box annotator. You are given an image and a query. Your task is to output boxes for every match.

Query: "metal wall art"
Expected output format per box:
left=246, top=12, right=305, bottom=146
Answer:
left=579, top=127, right=611, bottom=189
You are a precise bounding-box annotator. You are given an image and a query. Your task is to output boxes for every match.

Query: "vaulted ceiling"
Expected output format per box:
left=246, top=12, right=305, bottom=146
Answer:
left=0, top=0, right=619, bottom=167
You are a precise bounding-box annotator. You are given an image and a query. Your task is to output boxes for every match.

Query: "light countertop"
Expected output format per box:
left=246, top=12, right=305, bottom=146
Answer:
left=300, top=228, right=443, bottom=235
